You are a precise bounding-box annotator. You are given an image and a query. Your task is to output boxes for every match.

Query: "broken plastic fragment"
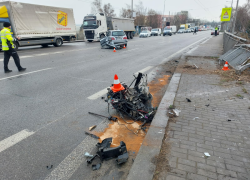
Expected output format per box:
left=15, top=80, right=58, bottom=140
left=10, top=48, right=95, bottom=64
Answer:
left=85, top=152, right=94, bottom=158
left=173, top=109, right=181, bottom=116
left=193, top=117, right=199, bottom=120
left=89, top=125, right=97, bottom=131
left=92, top=163, right=101, bottom=171
left=204, top=152, right=210, bottom=157
left=186, top=98, right=191, bottom=102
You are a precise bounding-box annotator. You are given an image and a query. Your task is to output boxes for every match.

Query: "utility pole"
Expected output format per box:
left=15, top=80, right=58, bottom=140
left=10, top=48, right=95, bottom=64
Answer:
left=162, top=0, right=166, bottom=30
left=232, top=0, right=239, bottom=34
left=131, top=0, right=133, bottom=18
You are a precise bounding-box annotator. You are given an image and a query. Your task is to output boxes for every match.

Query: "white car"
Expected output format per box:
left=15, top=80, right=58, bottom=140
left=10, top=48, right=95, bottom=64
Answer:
left=139, top=30, right=151, bottom=38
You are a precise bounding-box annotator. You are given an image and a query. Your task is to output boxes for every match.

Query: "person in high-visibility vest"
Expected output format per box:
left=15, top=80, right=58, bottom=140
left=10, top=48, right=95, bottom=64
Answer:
left=215, top=26, right=218, bottom=36
left=1, top=22, right=26, bottom=73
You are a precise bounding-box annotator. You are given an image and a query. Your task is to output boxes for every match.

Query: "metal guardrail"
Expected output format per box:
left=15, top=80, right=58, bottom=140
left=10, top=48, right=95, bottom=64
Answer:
left=219, top=46, right=250, bottom=74
left=220, top=32, right=250, bottom=74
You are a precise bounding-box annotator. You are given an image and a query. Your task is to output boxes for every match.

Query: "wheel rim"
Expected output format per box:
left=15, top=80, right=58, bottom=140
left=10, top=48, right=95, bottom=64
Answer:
left=57, top=39, right=62, bottom=45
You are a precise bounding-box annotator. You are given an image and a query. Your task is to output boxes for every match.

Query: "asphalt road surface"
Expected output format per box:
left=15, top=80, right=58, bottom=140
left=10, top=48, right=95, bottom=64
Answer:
left=0, top=31, right=211, bottom=180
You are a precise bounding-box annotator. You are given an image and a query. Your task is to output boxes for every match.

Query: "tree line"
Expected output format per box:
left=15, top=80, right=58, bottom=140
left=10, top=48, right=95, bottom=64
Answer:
left=91, top=0, right=189, bottom=29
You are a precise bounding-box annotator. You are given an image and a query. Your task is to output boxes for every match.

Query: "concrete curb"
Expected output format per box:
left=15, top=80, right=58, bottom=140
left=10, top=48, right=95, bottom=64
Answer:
left=126, top=73, right=182, bottom=180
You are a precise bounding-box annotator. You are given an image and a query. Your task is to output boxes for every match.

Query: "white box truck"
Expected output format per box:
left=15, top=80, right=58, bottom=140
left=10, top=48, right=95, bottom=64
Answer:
left=0, top=1, right=77, bottom=50
left=83, top=13, right=135, bottom=42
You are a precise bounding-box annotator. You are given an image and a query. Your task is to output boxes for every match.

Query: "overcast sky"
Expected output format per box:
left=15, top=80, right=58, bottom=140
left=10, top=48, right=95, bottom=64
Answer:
left=3, top=0, right=247, bottom=24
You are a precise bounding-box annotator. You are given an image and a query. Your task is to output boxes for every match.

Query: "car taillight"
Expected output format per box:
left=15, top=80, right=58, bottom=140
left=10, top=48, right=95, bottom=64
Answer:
left=123, top=36, right=127, bottom=39
left=111, top=37, right=115, bottom=40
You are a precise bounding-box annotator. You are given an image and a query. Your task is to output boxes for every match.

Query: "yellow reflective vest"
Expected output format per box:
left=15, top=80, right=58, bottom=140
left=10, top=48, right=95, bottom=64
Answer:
left=215, top=27, right=218, bottom=30
left=0, top=27, right=14, bottom=51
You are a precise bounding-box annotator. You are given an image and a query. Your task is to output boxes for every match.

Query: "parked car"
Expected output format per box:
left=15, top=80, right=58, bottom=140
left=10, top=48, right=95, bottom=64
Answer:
left=163, top=26, right=177, bottom=36
left=190, top=28, right=195, bottom=32
left=177, top=29, right=184, bottom=34
left=151, top=28, right=161, bottom=36
left=106, top=30, right=128, bottom=47
left=185, top=29, right=191, bottom=33
left=139, top=30, right=151, bottom=38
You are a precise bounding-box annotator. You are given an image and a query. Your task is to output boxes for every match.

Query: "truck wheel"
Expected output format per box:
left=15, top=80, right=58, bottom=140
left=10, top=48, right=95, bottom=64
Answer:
left=130, top=32, right=133, bottom=39
left=100, top=34, right=105, bottom=39
left=13, top=42, right=18, bottom=50
left=127, top=32, right=131, bottom=39
left=54, top=38, right=63, bottom=47
left=88, top=40, right=93, bottom=42
left=69, top=37, right=75, bottom=43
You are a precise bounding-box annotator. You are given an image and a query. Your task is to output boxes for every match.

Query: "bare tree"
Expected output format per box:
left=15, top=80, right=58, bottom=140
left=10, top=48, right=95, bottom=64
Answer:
left=134, top=1, right=147, bottom=26
left=147, top=9, right=161, bottom=28
left=91, top=0, right=103, bottom=14
left=103, top=3, right=116, bottom=17
left=120, top=5, right=132, bottom=18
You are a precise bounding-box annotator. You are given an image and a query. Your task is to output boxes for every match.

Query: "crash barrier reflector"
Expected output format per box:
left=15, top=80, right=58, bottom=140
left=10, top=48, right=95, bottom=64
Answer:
left=111, top=74, right=125, bottom=93
left=219, top=45, right=250, bottom=74
left=222, top=61, right=230, bottom=71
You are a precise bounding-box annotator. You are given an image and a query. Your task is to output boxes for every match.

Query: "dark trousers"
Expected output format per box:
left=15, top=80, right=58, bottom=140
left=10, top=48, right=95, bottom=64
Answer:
left=4, top=48, right=22, bottom=71
left=215, top=30, right=217, bottom=36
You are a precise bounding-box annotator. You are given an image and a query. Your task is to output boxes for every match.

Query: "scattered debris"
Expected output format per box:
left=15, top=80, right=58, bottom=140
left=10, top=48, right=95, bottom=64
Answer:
left=173, top=109, right=181, bottom=116
left=193, top=117, right=199, bottom=120
left=85, top=131, right=100, bottom=139
left=204, top=152, right=210, bottom=157
left=89, top=125, right=97, bottom=131
left=85, top=152, right=94, bottom=158
left=89, top=112, right=117, bottom=121
left=100, top=36, right=120, bottom=49
left=194, top=64, right=199, bottom=68
left=228, top=119, right=232, bottom=121
left=87, top=154, right=99, bottom=164
left=86, top=138, right=129, bottom=170
left=186, top=98, right=192, bottom=102
left=205, top=104, right=210, bottom=107
left=46, top=165, right=53, bottom=170
left=106, top=73, right=156, bottom=124
left=97, top=138, right=128, bottom=163
left=92, top=163, right=102, bottom=171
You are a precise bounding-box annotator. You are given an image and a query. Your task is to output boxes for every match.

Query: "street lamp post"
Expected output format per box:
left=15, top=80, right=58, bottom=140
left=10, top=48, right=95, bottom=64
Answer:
left=162, top=0, right=166, bottom=31
left=232, top=0, right=239, bottom=33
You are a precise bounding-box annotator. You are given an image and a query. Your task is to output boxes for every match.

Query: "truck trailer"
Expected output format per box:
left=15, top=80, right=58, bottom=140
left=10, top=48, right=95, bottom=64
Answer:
left=83, top=13, right=135, bottom=42
left=0, top=1, right=77, bottom=50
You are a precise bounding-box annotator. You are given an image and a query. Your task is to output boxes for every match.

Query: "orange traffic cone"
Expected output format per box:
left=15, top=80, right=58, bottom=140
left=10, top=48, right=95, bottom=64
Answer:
left=111, top=74, right=125, bottom=93
left=222, top=61, right=230, bottom=71
left=123, top=45, right=126, bottom=49
left=113, top=48, right=116, bottom=52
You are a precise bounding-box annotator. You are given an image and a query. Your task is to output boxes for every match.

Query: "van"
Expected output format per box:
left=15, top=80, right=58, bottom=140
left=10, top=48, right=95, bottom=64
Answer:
left=163, top=26, right=177, bottom=36
left=151, top=28, right=162, bottom=36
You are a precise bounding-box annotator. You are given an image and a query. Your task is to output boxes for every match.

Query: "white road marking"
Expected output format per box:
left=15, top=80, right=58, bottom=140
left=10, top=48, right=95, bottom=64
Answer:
left=201, top=37, right=211, bottom=44
left=0, top=129, right=34, bottom=153
left=135, top=66, right=153, bottom=74
left=123, top=48, right=139, bottom=53
left=0, top=68, right=52, bottom=81
left=87, top=87, right=109, bottom=100
left=161, top=37, right=208, bottom=63
left=186, top=46, right=198, bottom=54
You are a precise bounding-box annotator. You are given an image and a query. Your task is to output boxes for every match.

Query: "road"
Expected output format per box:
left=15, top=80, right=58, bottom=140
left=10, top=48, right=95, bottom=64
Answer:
left=0, top=31, right=211, bottom=180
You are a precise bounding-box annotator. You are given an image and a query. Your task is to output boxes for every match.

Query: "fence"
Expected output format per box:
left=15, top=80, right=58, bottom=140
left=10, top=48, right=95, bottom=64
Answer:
left=220, top=32, right=250, bottom=74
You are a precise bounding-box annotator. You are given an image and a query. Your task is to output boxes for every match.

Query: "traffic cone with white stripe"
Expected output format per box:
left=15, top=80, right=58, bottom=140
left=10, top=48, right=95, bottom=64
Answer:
left=111, top=74, right=125, bottom=93
left=123, top=44, right=126, bottom=49
left=222, top=61, right=230, bottom=71
left=113, top=47, right=116, bottom=52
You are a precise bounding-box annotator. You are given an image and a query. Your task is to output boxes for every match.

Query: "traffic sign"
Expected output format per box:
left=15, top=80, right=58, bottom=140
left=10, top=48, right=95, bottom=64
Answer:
left=221, top=8, right=232, bottom=21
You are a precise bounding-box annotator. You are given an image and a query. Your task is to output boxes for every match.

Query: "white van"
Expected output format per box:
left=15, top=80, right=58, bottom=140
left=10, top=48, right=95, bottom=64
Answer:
left=163, top=26, right=177, bottom=36
left=151, top=28, right=162, bottom=36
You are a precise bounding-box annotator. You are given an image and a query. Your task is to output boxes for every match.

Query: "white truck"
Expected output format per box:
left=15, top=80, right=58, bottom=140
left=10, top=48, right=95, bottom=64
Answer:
left=83, top=13, right=135, bottom=42
left=0, top=1, right=77, bottom=50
